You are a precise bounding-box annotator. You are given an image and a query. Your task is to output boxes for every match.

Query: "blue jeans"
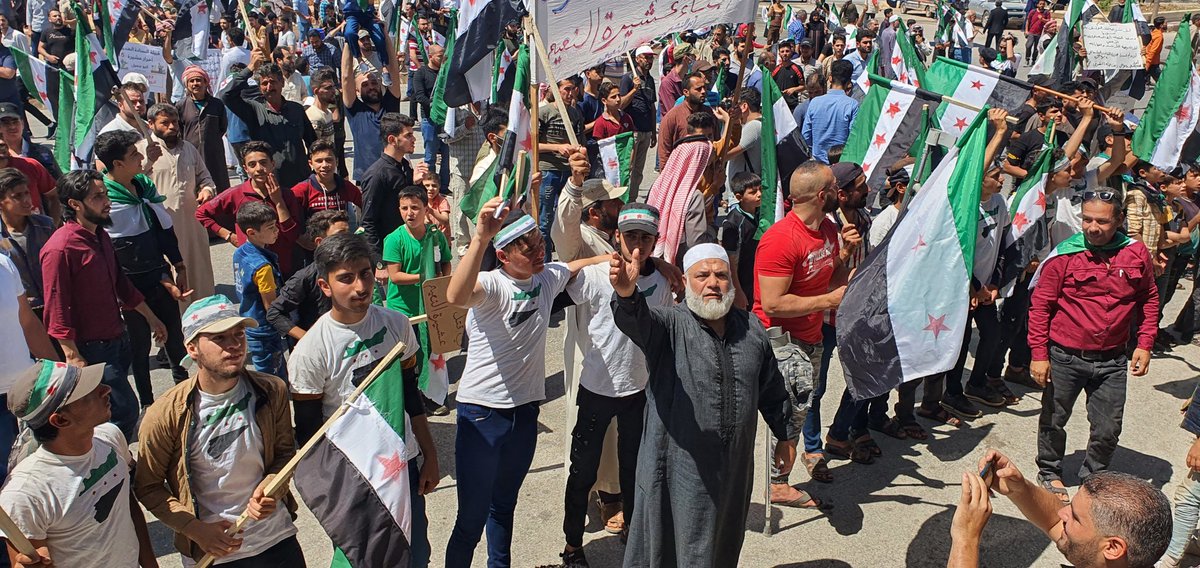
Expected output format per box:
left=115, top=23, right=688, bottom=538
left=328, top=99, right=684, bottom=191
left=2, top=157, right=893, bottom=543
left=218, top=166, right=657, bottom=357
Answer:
left=77, top=333, right=137, bottom=441
left=445, top=402, right=539, bottom=568
left=537, top=170, right=569, bottom=262
left=953, top=46, right=972, bottom=64
left=802, top=323, right=837, bottom=453
left=342, top=12, right=388, bottom=65
left=246, top=328, right=286, bottom=381
left=421, top=119, right=451, bottom=190
left=409, top=457, right=431, bottom=568
left=1168, top=470, right=1200, bottom=561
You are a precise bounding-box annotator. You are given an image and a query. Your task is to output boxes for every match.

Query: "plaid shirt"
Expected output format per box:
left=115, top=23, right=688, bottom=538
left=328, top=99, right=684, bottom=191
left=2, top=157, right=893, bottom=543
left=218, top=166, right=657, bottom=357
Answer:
left=1125, top=185, right=1167, bottom=257
left=303, top=42, right=339, bottom=73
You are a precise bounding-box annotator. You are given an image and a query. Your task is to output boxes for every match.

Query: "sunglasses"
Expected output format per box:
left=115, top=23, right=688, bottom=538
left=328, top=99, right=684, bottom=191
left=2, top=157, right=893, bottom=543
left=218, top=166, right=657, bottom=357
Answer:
left=1082, top=190, right=1118, bottom=202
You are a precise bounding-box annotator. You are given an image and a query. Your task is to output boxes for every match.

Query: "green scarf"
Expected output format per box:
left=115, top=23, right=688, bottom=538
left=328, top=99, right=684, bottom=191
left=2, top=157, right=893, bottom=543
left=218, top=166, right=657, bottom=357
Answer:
left=104, top=174, right=165, bottom=226
left=1053, top=231, right=1132, bottom=256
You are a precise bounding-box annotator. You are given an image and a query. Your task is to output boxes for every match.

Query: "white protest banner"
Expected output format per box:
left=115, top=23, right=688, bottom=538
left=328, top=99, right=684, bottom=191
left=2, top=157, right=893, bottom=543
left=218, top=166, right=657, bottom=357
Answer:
left=199, top=51, right=224, bottom=89
left=1081, top=22, right=1144, bottom=71
left=117, top=43, right=169, bottom=93
left=536, top=0, right=755, bottom=80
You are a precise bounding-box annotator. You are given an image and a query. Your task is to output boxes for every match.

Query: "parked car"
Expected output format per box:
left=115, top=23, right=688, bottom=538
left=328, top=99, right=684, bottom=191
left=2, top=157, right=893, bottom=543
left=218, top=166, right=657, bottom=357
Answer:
left=969, top=0, right=1027, bottom=30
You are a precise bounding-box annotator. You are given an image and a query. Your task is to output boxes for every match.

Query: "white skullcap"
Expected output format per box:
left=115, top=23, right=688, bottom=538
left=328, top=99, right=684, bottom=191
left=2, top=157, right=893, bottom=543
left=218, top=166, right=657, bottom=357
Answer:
left=682, top=243, right=730, bottom=273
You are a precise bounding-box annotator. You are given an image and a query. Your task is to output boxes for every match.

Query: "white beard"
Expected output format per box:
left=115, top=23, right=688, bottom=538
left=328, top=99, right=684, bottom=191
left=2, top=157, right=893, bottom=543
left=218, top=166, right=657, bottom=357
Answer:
left=685, top=286, right=736, bottom=321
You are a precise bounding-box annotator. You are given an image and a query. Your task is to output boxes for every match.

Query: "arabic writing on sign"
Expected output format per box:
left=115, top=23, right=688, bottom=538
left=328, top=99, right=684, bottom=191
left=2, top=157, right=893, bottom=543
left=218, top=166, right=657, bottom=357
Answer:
left=421, top=276, right=467, bottom=355
left=1080, top=22, right=1144, bottom=71
left=538, top=0, right=754, bottom=79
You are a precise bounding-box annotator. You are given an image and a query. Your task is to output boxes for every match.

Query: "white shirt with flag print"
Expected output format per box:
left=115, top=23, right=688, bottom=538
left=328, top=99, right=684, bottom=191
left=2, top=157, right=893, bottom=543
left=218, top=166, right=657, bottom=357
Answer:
left=0, top=424, right=138, bottom=567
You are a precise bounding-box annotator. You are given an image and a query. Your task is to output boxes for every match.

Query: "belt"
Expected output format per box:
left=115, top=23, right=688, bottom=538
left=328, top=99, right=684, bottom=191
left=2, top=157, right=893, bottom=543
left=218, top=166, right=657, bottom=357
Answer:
left=1050, top=342, right=1126, bottom=361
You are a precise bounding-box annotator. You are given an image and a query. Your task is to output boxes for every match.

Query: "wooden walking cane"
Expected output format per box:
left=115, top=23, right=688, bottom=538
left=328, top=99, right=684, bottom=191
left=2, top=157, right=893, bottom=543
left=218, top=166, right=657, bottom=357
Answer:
left=195, top=338, right=413, bottom=568
left=0, top=503, right=40, bottom=560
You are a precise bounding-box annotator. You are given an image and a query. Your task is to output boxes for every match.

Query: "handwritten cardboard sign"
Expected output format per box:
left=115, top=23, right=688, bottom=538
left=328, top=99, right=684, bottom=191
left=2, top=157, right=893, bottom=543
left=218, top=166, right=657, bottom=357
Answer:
left=198, top=52, right=224, bottom=90
left=117, top=43, right=170, bottom=93
left=421, top=276, right=467, bottom=355
left=536, top=0, right=755, bottom=80
left=1081, top=22, right=1143, bottom=71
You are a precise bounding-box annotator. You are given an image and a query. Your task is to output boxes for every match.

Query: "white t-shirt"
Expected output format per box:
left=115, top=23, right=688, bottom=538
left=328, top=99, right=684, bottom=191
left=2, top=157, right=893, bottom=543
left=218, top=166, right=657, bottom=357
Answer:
left=974, top=193, right=1009, bottom=286
left=869, top=205, right=901, bottom=246
left=458, top=263, right=572, bottom=408
left=0, top=424, right=138, bottom=567
left=288, top=306, right=421, bottom=459
left=566, top=263, right=674, bottom=397
left=188, top=379, right=295, bottom=564
left=0, top=254, right=32, bottom=393
left=1047, top=169, right=1100, bottom=246
left=278, top=30, right=297, bottom=50
left=99, top=116, right=139, bottom=135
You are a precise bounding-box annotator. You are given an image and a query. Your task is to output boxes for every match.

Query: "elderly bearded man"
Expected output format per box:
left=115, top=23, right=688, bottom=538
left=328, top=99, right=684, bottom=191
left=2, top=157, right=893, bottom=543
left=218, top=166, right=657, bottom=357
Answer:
left=611, top=242, right=798, bottom=568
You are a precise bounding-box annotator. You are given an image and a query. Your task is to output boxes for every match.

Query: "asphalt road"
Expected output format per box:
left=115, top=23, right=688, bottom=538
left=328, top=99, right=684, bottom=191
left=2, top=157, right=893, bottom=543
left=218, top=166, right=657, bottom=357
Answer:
left=57, top=14, right=1193, bottom=568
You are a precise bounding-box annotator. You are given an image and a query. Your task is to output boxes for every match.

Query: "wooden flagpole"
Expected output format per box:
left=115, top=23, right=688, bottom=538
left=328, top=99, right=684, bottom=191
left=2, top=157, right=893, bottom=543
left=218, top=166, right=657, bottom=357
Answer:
left=525, top=16, right=540, bottom=221
left=0, top=504, right=39, bottom=560
left=195, top=339, right=412, bottom=568
left=526, top=21, right=581, bottom=148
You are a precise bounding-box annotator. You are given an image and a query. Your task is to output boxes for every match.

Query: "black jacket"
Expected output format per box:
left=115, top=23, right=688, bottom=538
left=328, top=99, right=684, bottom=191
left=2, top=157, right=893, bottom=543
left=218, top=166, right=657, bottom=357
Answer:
left=359, top=153, right=414, bottom=254
left=220, top=69, right=318, bottom=188
left=266, top=262, right=331, bottom=337
left=985, top=7, right=1009, bottom=33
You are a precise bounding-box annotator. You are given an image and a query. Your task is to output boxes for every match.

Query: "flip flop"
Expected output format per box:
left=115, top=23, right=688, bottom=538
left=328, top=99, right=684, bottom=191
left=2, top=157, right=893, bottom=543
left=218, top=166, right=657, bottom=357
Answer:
left=803, top=454, right=833, bottom=483
left=772, top=488, right=834, bottom=510
left=916, top=405, right=963, bottom=427
left=900, top=422, right=929, bottom=440
left=1039, top=477, right=1071, bottom=504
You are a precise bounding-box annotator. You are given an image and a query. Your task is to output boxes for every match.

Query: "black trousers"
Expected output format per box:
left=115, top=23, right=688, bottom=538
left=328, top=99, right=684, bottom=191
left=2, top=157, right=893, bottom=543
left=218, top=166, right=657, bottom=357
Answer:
left=562, top=387, right=644, bottom=548
left=216, top=535, right=307, bottom=568
left=985, top=31, right=1002, bottom=50
left=1173, top=261, right=1200, bottom=340
left=124, top=275, right=186, bottom=406
left=1036, top=345, right=1127, bottom=481
left=997, top=278, right=1033, bottom=370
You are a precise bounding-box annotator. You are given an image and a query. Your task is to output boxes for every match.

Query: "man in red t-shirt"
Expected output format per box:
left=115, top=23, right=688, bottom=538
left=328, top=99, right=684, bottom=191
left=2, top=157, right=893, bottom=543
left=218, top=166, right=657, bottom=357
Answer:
left=0, top=138, right=58, bottom=223
left=753, top=160, right=858, bottom=506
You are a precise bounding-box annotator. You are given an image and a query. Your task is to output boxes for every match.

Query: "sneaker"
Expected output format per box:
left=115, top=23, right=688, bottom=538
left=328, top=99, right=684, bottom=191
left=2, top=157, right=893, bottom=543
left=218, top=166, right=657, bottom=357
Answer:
left=941, top=394, right=982, bottom=419
left=560, top=547, right=590, bottom=568
left=1003, top=365, right=1043, bottom=391
left=964, top=384, right=1006, bottom=408
left=427, top=403, right=450, bottom=416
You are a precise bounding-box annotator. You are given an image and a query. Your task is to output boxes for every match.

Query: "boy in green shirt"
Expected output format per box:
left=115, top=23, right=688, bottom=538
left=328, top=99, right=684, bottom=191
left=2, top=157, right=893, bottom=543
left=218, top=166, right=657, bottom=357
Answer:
left=383, top=186, right=452, bottom=412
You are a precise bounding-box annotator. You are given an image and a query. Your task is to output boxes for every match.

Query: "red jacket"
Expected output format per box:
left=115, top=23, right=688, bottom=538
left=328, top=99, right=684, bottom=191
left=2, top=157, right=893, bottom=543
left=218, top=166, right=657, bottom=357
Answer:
left=289, top=175, right=362, bottom=216
left=195, top=181, right=303, bottom=276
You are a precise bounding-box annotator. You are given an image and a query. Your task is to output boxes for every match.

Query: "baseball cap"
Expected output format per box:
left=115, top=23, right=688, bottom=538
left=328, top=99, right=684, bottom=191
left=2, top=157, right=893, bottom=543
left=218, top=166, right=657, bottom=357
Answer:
left=122, top=72, right=149, bottom=90
left=887, top=166, right=911, bottom=186
left=673, top=43, right=696, bottom=59
left=0, top=102, right=21, bottom=120
left=832, top=161, right=864, bottom=190
left=357, top=29, right=371, bottom=39
left=799, top=39, right=814, bottom=48
left=634, top=45, right=655, bottom=57
left=580, top=178, right=626, bottom=208
left=182, top=294, right=257, bottom=345
left=778, top=39, right=795, bottom=48
left=617, top=203, right=660, bottom=235
left=9, top=360, right=105, bottom=429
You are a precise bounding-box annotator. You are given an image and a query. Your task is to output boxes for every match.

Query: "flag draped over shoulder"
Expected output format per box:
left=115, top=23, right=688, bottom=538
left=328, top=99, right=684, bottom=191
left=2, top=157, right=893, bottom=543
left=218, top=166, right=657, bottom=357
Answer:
left=441, top=0, right=524, bottom=107
left=294, top=359, right=413, bottom=568
left=842, top=75, right=935, bottom=192
left=758, top=66, right=800, bottom=237
left=927, top=56, right=1030, bottom=137
left=429, top=9, right=458, bottom=127
left=837, top=110, right=989, bottom=401
left=1131, top=19, right=1198, bottom=171
left=997, top=125, right=1055, bottom=296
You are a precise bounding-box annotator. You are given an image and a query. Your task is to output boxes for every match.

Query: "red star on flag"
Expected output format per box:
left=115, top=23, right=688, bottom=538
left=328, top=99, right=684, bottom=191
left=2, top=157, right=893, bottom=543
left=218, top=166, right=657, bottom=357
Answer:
left=606, top=157, right=618, bottom=169
left=196, top=2, right=206, bottom=14
left=1012, top=212, right=1028, bottom=231
left=89, top=50, right=98, bottom=66
left=954, top=117, right=969, bottom=130
left=873, top=132, right=887, bottom=147
left=1035, top=190, right=1046, bottom=210
left=113, top=0, right=122, bottom=11
left=430, top=353, right=447, bottom=371
left=886, top=102, right=902, bottom=118
left=862, top=162, right=872, bottom=172
left=377, top=451, right=407, bottom=483
left=911, top=233, right=927, bottom=252
left=969, top=80, right=984, bottom=90
left=1176, top=105, right=1192, bottom=121
left=37, top=90, right=47, bottom=102
left=891, top=55, right=902, bottom=65
left=899, top=72, right=909, bottom=83
left=923, top=314, right=951, bottom=339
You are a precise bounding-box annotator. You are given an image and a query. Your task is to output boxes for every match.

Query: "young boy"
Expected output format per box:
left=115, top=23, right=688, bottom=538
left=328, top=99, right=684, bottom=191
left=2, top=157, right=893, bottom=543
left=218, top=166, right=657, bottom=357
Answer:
left=287, top=232, right=436, bottom=567
left=422, top=172, right=451, bottom=246
left=591, top=82, right=634, bottom=140
left=267, top=210, right=352, bottom=341
left=720, top=172, right=762, bottom=310
left=384, top=186, right=453, bottom=409
left=290, top=140, right=363, bottom=218
left=233, top=201, right=287, bottom=379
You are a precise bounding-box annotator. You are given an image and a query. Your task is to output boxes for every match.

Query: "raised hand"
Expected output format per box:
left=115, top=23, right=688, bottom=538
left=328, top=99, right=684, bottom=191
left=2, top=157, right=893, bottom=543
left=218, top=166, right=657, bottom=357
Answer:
left=475, top=197, right=508, bottom=240
left=610, top=249, right=642, bottom=298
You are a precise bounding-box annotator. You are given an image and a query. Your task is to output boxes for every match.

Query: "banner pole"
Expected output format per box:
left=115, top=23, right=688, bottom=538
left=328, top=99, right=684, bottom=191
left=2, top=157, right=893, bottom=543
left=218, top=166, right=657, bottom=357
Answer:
left=527, top=22, right=581, bottom=148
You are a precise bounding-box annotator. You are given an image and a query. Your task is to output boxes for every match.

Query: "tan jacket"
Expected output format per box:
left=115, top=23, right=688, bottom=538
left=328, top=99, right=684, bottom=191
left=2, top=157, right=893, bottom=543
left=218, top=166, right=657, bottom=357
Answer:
left=551, top=179, right=615, bottom=262
left=134, top=370, right=298, bottom=560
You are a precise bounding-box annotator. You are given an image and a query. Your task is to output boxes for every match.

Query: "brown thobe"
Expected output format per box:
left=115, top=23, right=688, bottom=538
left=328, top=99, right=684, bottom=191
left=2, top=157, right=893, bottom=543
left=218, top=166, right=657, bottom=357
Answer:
left=176, top=94, right=231, bottom=192
left=142, top=134, right=217, bottom=301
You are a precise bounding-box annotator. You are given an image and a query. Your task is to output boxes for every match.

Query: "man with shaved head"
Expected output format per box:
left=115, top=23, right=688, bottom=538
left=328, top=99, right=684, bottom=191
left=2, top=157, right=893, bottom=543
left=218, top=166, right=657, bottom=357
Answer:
left=612, top=241, right=797, bottom=566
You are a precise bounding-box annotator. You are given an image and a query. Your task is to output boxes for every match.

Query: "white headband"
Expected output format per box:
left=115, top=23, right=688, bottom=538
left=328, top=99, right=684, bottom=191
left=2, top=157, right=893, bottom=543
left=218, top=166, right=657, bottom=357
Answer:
left=683, top=243, right=730, bottom=273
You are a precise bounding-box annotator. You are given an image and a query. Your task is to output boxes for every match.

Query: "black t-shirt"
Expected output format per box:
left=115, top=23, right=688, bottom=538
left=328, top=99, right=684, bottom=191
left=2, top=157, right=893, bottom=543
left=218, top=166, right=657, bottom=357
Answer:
left=619, top=72, right=657, bottom=132
left=1010, top=103, right=1038, bottom=133
left=772, top=63, right=804, bottom=108
left=1006, top=127, right=1068, bottom=180
left=720, top=206, right=759, bottom=303
left=39, top=25, right=72, bottom=62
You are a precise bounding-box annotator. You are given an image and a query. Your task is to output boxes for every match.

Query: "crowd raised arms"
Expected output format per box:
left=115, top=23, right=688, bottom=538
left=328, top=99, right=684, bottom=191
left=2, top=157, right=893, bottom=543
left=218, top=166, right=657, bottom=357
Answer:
left=0, top=0, right=1195, bottom=567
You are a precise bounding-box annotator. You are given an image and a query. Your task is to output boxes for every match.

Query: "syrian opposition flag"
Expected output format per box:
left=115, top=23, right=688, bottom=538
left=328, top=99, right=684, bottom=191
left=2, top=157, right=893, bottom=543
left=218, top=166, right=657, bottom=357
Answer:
left=598, top=132, right=635, bottom=194
left=997, top=125, right=1055, bottom=296
left=71, top=3, right=122, bottom=169
left=1028, top=232, right=1132, bottom=289
left=172, top=0, right=211, bottom=61
left=927, top=56, right=1031, bottom=138
left=98, top=0, right=139, bottom=64
left=53, top=68, right=74, bottom=172
left=12, top=48, right=54, bottom=114
left=489, top=44, right=515, bottom=104
left=1132, top=20, right=1198, bottom=171
left=505, top=44, right=533, bottom=157
left=890, top=20, right=928, bottom=89
left=757, top=68, right=800, bottom=237
left=842, top=76, right=934, bottom=193
left=854, top=49, right=877, bottom=95
left=429, top=9, right=457, bottom=127
left=827, top=2, right=842, bottom=29
left=441, top=0, right=524, bottom=107
left=1029, top=0, right=1097, bottom=82
left=836, top=110, right=988, bottom=401
left=293, top=360, right=413, bottom=567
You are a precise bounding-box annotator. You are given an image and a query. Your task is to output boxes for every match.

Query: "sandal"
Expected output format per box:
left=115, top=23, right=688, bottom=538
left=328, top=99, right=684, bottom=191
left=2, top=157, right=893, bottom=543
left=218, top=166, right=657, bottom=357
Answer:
left=826, top=438, right=874, bottom=464
left=854, top=435, right=882, bottom=457
left=873, top=417, right=909, bottom=440
left=900, top=422, right=929, bottom=440
left=1039, top=476, right=1071, bottom=504
left=916, top=405, right=963, bottom=427
left=803, top=453, right=833, bottom=483
left=772, top=488, right=834, bottom=510
left=988, top=379, right=1022, bottom=405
